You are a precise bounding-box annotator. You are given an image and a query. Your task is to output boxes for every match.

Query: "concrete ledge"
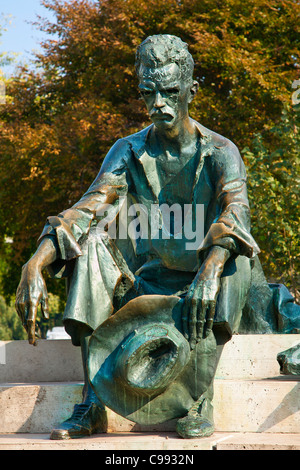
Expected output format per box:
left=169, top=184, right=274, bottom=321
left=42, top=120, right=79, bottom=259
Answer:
left=0, top=340, right=82, bottom=382
left=0, top=432, right=299, bottom=450
left=1, top=335, right=299, bottom=383
left=0, top=432, right=219, bottom=450
left=214, top=377, right=300, bottom=433
left=215, top=334, right=300, bottom=379
left=0, top=383, right=83, bottom=433
left=1, top=378, right=299, bottom=434
left=215, top=432, right=300, bottom=450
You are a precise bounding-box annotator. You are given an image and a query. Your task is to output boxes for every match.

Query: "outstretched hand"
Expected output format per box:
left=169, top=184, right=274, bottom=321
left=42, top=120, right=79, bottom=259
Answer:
left=15, top=262, right=49, bottom=345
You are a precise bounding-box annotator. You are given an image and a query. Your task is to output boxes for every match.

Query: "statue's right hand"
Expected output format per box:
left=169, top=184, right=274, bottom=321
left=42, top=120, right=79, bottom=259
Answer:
left=15, top=261, right=49, bottom=345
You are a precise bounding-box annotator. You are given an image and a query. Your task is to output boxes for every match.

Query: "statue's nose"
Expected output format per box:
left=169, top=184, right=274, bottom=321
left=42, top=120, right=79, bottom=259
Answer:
left=154, top=91, right=165, bottom=108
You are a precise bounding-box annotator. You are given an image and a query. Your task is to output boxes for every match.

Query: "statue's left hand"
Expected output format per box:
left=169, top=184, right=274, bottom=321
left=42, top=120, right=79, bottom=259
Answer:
left=182, top=245, right=230, bottom=349
left=182, top=273, right=220, bottom=349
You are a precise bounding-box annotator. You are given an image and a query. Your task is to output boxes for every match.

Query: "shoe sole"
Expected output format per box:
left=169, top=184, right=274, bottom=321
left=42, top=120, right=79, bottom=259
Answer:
left=50, top=428, right=91, bottom=440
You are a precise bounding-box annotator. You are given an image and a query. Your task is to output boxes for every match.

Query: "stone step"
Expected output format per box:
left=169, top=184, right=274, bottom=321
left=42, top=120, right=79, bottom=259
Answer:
left=0, top=339, right=83, bottom=382
left=214, top=432, right=300, bottom=450
left=1, top=334, right=299, bottom=383
left=0, top=378, right=299, bottom=434
left=0, top=432, right=299, bottom=450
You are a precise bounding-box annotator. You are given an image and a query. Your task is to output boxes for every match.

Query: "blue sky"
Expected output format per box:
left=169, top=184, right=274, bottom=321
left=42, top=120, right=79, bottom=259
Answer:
left=0, top=0, right=56, bottom=76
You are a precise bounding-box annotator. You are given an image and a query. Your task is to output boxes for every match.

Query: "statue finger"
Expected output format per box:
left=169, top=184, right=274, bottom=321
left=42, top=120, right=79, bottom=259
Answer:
left=25, top=302, right=38, bottom=345
left=41, top=295, right=49, bottom=320
left=196, top=299, right=208, bottom=341
left=25, top=300, right=38, bottom=322
left=204, top=301, right=216, bottom=338
left=26, top=319, right=37, bottom=346
left=15, top=298, right=25, bottom=324
left=189, top=298, right=197, bottom=349
left=181, top=300, right=189, bottom=341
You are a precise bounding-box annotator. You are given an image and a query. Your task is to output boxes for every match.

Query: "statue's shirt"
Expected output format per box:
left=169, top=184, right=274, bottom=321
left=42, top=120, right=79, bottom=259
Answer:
left=39, top=120, right=259, bottom=276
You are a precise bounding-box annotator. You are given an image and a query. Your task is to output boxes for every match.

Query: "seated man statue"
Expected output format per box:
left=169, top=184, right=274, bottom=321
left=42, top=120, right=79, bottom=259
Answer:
left=16, top=34, right=271, bottom=440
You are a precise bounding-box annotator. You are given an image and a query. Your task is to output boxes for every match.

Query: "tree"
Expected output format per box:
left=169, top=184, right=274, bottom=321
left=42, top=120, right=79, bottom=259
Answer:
left=243, top=103, right=300, bottom=301
left=0, top=289, right=63, bottom=340
left=0, top=0, right=299, bottom=308
left=0, top=295, right=27, bottom=340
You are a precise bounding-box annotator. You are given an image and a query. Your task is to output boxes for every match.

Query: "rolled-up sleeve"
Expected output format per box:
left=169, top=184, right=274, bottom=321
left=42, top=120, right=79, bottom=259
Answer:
left=38, top=139, right=131, bottom=277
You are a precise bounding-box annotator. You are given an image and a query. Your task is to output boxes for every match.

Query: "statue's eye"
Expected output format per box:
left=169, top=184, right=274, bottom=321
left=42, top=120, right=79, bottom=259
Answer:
left=165, top=88, right=179, bottom=95
left=141, top=90, right=153, bottom=97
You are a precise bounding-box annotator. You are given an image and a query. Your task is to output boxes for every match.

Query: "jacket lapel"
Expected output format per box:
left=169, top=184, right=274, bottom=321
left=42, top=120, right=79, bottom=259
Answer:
left=128, top=120, right=213, bottom=205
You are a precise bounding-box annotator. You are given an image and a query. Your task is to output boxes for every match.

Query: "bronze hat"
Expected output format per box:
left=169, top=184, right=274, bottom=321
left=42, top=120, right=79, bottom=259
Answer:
left=87, top=294, right=217, bottom=425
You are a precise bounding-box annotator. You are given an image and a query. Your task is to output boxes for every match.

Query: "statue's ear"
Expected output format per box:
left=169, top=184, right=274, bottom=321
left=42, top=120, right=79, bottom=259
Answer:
left=189, top=80, right=199, bottom=103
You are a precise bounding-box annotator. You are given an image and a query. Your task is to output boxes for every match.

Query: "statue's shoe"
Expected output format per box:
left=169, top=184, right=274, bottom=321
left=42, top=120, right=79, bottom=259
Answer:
left=50, top=402, right=107, bottom=440
left=176, top=415, right=214, bottom=439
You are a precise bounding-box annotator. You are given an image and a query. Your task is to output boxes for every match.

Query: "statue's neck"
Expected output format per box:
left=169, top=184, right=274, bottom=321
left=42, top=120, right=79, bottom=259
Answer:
left=152, top=118, right=198, bottom=158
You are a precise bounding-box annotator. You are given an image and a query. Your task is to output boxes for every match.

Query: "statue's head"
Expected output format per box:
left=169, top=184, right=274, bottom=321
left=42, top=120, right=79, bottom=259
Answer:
left=135, top=34, right=194, bottom=84
left=135, top=35, right=199, bottom=131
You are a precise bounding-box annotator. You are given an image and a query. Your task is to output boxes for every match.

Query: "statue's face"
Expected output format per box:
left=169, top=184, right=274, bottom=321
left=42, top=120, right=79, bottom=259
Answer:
left=138, top=62, right=194, bottom=131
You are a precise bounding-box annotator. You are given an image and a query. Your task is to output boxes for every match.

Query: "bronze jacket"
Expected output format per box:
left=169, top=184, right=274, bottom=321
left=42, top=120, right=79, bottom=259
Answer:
left=39, top=120, right=259, bottom=278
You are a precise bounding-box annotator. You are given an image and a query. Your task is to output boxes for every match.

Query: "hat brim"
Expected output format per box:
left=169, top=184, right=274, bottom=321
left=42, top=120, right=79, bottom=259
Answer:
left=88, top=294, right=217, bottom=425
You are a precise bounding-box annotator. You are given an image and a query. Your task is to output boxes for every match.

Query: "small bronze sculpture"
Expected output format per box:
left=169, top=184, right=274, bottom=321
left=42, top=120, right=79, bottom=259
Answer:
left=15, top=35, right=300, bottom=440
left=277, top=342, right=300, bottom=375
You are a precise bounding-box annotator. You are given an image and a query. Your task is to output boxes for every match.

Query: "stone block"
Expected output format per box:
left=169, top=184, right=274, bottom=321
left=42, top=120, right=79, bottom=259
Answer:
left=215, top=334, right=300, bottom=379
left=214, top=432, right=300, bottom=450
left=0, top=383, right=83, bottom=433
left=1, top=334, right=299, bottom=383
left=0, top=378, right=299, bottom=434
left=0, top=340, right=83, bottom=383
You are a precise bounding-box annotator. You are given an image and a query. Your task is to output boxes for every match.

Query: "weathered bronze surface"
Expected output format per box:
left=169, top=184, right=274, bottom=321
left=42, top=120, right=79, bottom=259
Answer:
left=277, top=343, right=300, bottom=376
left=88, top=295, right=217, bottom=426
left=15, top=34, right=300, bottom=440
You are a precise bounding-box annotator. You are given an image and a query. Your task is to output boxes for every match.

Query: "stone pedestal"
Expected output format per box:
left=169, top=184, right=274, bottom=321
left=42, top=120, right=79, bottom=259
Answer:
left=0, top=334, right=299, bottom=449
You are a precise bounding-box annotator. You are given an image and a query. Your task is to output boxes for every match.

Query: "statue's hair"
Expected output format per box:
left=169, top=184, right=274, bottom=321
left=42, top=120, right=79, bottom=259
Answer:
left=135, top=35, right=194, bottom=82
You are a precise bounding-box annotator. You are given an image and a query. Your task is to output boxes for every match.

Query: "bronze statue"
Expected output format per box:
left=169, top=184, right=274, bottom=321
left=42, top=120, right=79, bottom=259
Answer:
left=15, top=35, right=300, bottom=440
